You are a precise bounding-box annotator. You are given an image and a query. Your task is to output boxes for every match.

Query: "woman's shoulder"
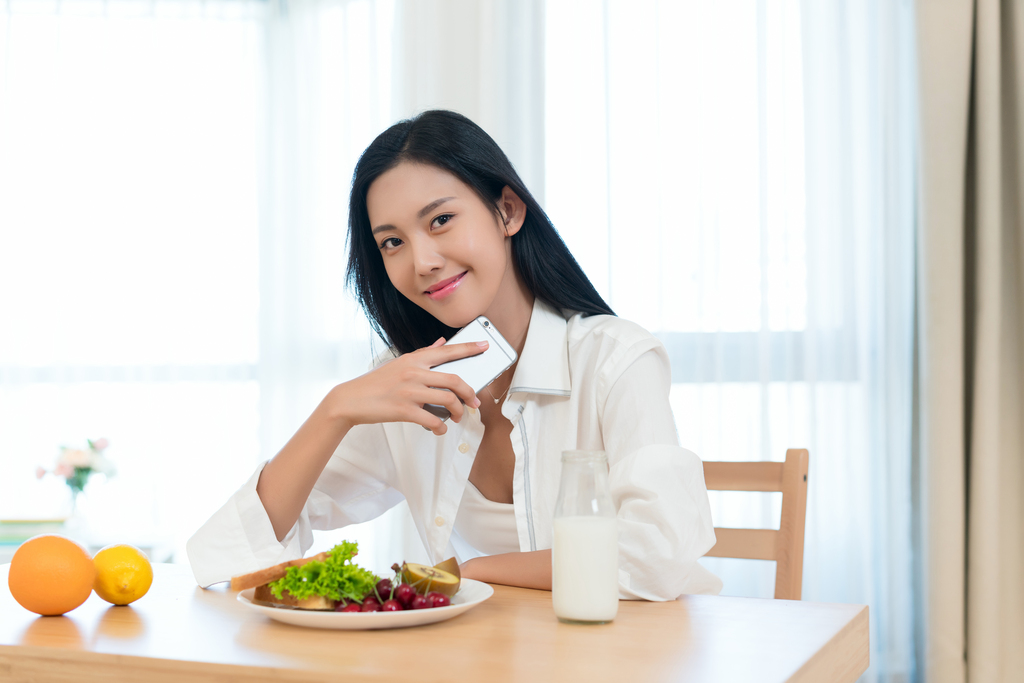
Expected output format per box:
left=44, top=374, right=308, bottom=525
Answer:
left=563, top=311, right=668, bottom=380
left=565, top=311, right=662, bottom=352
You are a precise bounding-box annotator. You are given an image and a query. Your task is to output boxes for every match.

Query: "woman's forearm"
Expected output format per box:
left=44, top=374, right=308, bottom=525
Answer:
left=256, top=386, right=353, bottom=542
left=459, top=550, right=552, bottom=590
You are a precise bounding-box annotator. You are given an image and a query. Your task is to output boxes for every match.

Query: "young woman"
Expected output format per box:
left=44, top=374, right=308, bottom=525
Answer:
left=187, top=110, right=721, bottom=600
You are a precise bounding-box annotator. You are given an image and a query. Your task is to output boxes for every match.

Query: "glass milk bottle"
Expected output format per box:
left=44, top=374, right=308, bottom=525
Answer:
left=551, top=450, right=619, bottom=623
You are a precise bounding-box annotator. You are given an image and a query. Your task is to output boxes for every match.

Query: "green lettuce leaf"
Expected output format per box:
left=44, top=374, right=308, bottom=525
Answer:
left=268, top=541, right=380, bottom=603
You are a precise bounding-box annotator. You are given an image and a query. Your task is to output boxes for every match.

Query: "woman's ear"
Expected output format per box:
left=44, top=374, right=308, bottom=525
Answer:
left=498, top=186, right=527, bottom=237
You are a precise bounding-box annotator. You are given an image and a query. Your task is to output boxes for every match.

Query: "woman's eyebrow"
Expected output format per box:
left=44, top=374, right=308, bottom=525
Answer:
left=417, top=196, right=455, bottom=218
left=372, top=197, right=456, bottom=235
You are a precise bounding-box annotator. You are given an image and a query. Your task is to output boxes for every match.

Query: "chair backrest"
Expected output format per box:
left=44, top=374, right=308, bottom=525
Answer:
left=701, top=448, right=809, bottom=600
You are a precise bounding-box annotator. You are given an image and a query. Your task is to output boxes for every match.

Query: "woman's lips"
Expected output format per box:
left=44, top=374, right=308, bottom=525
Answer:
left=425, top=271, right=467, bottom=300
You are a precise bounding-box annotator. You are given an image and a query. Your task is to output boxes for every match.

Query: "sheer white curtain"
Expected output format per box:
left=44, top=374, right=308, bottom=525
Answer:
left=0, top=0, right=266, bottom=563
left=0, top=0, right=410, bottom=574
left=391, top=0, right=545, bottom=197
left=544, top=1, right=916, bottom=680
left=254, top=0, right=424, bottom=571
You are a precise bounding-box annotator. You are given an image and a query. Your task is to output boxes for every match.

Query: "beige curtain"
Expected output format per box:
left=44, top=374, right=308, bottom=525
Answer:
left=915, top=1, right=1024, bottom=682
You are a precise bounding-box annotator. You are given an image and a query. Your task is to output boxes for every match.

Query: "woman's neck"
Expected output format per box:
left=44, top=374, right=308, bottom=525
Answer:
left=482, top=268, right=534, bottom=359
left=478, top=243, right=535, bottom=357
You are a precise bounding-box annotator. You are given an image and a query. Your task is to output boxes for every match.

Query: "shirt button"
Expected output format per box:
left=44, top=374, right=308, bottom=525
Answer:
left=434, top=516, right=445, bottom=527
left=458, top=442, right=470, bottom=454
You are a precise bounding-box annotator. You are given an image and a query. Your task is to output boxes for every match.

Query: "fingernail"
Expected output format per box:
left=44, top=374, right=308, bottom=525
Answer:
left=476, top=341, right=488, bottom=347
left=472, top=397, right=481, bottom=408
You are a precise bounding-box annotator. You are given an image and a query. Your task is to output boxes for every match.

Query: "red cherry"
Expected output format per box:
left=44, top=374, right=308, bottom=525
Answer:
left=340, top=603, right=362, bottom=612
left=381, top=599, right=403, bottom=611
left=394, top=583, right=417, bottom=607
left=426, top=592, right=451, bottom=608
left=375, top=578, right=394, bottom=600
left=410, top=595, right=430, bottom=610
left=333, top=599, right=349, bottom=612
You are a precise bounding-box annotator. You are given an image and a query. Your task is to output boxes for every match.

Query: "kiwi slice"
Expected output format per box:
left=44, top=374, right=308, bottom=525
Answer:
left=401, top=562, right=460, bottom=597
left=433, top=557, right=461, bottom=580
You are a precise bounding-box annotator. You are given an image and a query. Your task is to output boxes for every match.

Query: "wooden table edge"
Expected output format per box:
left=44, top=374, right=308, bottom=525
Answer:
left=788, top=604, right=870, bottom=683
left=0, top=644, right=336, bottom=683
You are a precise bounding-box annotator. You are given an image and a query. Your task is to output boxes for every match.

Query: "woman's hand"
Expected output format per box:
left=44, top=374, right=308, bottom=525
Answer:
left=329, top=338, right=486, bottom=436
left=256, top=337, right=485, bottom=542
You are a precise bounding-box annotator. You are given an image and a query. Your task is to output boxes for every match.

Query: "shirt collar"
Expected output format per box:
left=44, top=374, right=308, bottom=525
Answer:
left=508, top=299, right=571, bottom=398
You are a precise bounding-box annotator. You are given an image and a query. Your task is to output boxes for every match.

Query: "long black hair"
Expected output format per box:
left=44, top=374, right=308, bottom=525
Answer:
left=346, top=110, right=614, bottom=354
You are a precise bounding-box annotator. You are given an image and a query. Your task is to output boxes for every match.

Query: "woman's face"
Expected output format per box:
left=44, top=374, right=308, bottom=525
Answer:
left=366, top=161, right=526, bottom=329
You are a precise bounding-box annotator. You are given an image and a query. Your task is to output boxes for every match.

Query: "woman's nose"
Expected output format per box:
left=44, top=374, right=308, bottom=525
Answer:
left=410, top=239, right=444, bottom=275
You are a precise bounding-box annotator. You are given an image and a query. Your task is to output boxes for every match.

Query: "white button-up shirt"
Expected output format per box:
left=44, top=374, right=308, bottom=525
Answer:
left=187, top=300, right=722, bottom=600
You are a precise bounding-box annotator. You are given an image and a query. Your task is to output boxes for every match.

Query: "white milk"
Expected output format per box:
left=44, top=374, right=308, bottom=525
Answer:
left=552, top=516, right=619, bottom=622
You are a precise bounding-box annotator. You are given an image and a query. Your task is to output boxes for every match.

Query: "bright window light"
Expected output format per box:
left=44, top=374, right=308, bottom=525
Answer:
left=0, top=0, right=265, bottom=564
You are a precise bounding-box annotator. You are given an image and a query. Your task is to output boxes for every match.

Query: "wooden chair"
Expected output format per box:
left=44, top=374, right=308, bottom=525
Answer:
left=701, top=448, right=809, bottom=600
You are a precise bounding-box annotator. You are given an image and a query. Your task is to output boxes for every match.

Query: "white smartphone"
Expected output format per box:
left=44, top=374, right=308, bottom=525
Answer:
left=423, top=316, right=518, bottom=421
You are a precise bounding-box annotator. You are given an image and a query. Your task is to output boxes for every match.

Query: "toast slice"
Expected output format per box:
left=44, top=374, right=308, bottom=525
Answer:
left=252, top=583, right=337, bottom=610
left=229, top=551, right=330, bottom=592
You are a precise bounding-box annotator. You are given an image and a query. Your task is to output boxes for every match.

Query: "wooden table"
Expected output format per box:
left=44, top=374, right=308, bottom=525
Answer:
left=0, top=563, right=868, bottom=682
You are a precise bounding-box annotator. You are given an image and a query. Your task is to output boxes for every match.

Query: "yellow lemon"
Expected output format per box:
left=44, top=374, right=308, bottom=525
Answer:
left=93, top=544, right=153, bottom=606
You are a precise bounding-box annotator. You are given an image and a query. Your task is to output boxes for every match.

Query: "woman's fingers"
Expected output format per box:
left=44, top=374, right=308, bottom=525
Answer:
left=421, top=411, right=448, bottom=436
left=419, top=341, right=487, bottom=409
left=332, top=338, right=491, bottom=434
left=422, top=386, right=468, bottom=423
left=427, top=371, right=480, bottom=409
left=404, top=406, right=448, bottom=435
left=424, top=341, right=488, bottom=367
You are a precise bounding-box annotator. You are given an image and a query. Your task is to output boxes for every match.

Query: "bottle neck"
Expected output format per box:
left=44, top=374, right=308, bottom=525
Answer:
left=554, top=453, right=615, bottom=518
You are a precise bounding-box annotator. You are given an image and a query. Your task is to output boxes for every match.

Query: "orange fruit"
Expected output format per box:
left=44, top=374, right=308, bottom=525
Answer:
left=8, top=534, right=95, bottom=616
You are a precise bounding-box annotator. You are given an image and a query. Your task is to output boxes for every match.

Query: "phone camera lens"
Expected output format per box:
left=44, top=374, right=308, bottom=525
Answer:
left=483, top=321, right=489, bottom=327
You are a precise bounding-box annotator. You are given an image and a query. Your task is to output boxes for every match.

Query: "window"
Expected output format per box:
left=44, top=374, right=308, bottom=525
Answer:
left=545, top=0, right=873, bottom=601
left=0, top=0, right=409, bottom=570
left=0, top=0, right=265, bottom=561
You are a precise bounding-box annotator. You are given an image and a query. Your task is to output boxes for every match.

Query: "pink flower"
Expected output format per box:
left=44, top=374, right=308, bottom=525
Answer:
left=55, top=463, right=74, bottom=478
left=91, top=438, right=109, bottom=452
left=35, top=466, right=47, bottom=480
left=59, top=448, right=91, bottom=467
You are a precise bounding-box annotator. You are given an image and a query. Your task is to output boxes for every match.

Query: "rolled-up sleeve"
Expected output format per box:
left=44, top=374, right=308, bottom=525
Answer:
left=600, top=347, right=722, bottom=600
left=186, top=423, right=404, bottom=588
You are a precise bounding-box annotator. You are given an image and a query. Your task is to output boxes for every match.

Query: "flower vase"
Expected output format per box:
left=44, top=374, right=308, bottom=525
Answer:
left=63, top=488, right=90, bottom=545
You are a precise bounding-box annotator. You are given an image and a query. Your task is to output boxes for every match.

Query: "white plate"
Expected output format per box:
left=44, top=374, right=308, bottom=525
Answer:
left=236, top=578, right=494, bottom=630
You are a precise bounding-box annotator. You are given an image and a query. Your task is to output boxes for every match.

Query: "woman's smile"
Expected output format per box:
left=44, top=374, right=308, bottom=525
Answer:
left=425, top=271, right=467, bottom=300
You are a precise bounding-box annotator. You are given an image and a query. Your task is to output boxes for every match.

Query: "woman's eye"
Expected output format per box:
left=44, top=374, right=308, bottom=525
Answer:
left=431, top=214, right=453, bottom=229
left=379, top=237, right=402, bottom=250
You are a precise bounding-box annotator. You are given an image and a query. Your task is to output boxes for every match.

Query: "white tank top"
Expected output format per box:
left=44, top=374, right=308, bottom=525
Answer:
left=451, top=481, right=520, bottom=559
